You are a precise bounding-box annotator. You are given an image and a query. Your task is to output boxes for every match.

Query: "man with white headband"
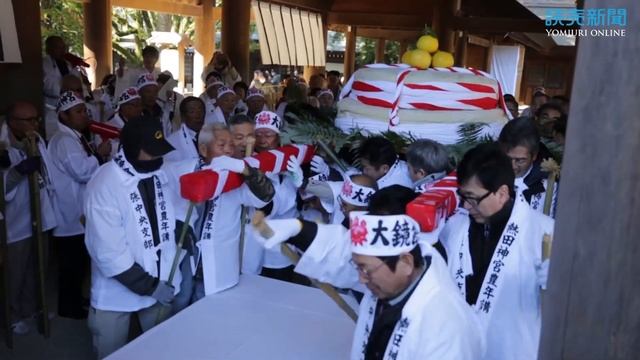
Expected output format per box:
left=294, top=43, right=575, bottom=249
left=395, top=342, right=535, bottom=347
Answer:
left=48, top=91, right=111, bottom=320
left=250, top=110, right=308, bottom=283
left=103, top=87, right=143, bottom=159
left=205, top=86, right=237, bottom=125
left=245, top=87, right=267, bottom=120
left=136, top=73, right=173, bottom=136
left=253, top=186, right=483, bottom=359
left=317, top=88, right=335, bottom=110
left=200, top=72, right=224, bottom=118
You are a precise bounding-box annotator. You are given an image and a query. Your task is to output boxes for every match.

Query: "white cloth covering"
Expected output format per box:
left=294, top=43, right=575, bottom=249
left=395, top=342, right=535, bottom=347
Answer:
left=84, top=151, right=183, bottom=312
left=3, top=135, right=57, bottom=244
left=289, top=219, right=484, bottom=360
left=376, top=159, right=413, bottom=189
left=48, top=123, right=100, bottom=236
left=165, top=124, right=200, bottom=162
left=439, top=198, right=554, bottom=360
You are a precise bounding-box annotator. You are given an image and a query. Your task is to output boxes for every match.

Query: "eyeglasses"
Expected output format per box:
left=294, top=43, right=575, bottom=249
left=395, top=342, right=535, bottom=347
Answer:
left=349, top=259, right=389, bottom=278
left=509, top=156, right=530, bottom=167
left=12, top=116, right=40, bottom=124
left=457, top=189, right=492, bottom=207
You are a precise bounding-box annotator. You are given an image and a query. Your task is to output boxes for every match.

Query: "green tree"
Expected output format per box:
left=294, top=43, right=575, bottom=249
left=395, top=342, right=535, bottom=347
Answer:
left=355, top=38, right=400, bottom=68
left=40, top=0, right=84, bottom=55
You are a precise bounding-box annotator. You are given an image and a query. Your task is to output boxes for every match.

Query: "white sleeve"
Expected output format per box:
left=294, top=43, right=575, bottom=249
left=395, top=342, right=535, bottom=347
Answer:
left=51, top=136, right=100, bottom=183
left=239, top=183, right=268, bottom=209
left=42, top=61, right=61, bottom=99
left=294, top=224, right=360, bottom=290
left=84, top=186, right=134, bottom=277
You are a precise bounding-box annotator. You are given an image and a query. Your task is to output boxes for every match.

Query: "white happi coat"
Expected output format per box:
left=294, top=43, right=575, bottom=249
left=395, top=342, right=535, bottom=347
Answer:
left=166, top=159, right=268, bottom=295
left=3, top=136, right=57, bottom=244
left=376, top=160, right=413, bottom=190
left=440, top=197, right=554, bottom=360
left=48, top=123, right=100, bottom=236
left=100, top=112, right=127, bottom=160
left=205, top=106, right=227, bottom=125
left=515, top=172, right=558, bottom=219
left=165, top=124, right=200, bottom=162
left=292, top=222, right=484, bottom=360
left=42, top=55, right=80, bottom=108
left=84, top=152, right=182, bottom=312
left=261, top=174, right=299, bottom=269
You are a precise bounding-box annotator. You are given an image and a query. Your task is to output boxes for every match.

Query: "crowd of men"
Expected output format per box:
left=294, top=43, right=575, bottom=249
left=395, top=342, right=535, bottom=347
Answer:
left=0, top=35, right=570, bottom=359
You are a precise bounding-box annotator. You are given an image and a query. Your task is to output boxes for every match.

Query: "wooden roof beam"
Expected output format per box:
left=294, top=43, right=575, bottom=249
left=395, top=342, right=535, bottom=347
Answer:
left=327, top=11, right=426, bottom=29
left=112, top=0, right=202, bottom=16
left=355, top=28, right=421, bottom=42
left=260, top=0, right=331, bottom=13
left=451, top=16, right=579, bottom=34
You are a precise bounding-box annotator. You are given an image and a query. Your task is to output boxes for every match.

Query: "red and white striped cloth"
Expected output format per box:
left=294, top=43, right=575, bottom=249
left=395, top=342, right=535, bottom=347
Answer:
left=341, top=64, right=509, bottom=127
left=198, top=144, right=317, bottom=198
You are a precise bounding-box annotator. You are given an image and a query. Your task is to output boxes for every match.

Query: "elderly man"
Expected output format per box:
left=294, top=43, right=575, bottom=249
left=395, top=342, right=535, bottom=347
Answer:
left=84, top=116, right=182, bottom=359
left=253, top=186, right=484, bottom=359
left=165, top=96, right=205, bottom=162
left=166, top=123, right=274, bottom=307
left=42, top=36, right=80, bottom=130
left=439, top=143, right=553, bottom=360
left=2, top=101, right=57, bottom=333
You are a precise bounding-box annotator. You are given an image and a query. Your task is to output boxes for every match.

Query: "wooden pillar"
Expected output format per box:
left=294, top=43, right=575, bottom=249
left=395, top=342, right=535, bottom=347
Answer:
left=344, top=26, right=357, bottom=81
left=432, top=0, right=459, bottom=53
left=222, top=0, right=250, bottom=82
left=83, top=0, right=112, bottom=89
left=375, top=38, right=386, bottom=64
left=0, top=0, right=43, bottom=113
left=454, top=32, right=468, bottom=67
left=195, top=0, right=215, bottom=64
left=539, top=0, right=640, bottom=358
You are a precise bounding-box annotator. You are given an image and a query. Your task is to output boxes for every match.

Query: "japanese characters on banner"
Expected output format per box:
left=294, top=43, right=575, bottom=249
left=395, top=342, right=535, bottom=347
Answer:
left=475, top=222, right=520, bottom=316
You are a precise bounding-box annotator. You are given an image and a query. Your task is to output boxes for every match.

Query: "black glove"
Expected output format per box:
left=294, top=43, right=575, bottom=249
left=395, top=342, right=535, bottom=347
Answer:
left=15, top=156, right=41, bottom=175
left=0, top=150, right=10, bottom=169
left=151, top=280, right=175, bottom=306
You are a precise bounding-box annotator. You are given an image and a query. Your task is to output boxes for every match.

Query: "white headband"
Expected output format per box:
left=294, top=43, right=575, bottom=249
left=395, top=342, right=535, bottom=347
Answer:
left=216, top=86, right=236, bottom=99
left=254, top=111, right=282, bottom=134
left=317, top=89, right=334, bottom=99
left=339, top=177, right=375, bottom=207
left=136, top=73, right=158, bottom=90
left=246, top=88, right=265, bottom=100
left=117, top=87, right=140, bottom=106
left=56, top=91, right=85, bottom=113
left=207, top=80, right=224, bottom=89
left=349, top=212, right=420, bottom=256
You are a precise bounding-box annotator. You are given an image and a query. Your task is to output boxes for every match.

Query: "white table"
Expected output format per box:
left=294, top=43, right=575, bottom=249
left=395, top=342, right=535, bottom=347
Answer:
left=108, top=275, right=356, bottom=360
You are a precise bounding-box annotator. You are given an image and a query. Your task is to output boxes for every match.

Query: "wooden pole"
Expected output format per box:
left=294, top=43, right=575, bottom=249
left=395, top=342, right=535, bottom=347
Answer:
left=539, top=1, right=640, bottom=358
left=0, top=168, right=12, bottom=348
left=222, top=0, right=251, bottom=83
left=375, top=38, right=386, bottom=64
left=343, top=26, right=357, bottom=81
left=26, top=137, right=49, bottom=338
left=83, top=0, right=112, bottom=89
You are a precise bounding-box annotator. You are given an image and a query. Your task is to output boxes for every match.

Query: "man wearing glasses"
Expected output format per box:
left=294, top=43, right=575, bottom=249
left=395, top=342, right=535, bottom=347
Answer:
left=252, top=185, right=483, bottom=359
left=439, top=142, right=554, bottom=360
left=2, top=101, right=58, bottom=334
left=498, top=117, right=558, bottom=217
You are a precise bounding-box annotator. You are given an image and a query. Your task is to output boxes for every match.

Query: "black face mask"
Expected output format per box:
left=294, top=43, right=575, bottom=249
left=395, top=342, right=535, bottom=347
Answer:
left=131, top=157, right=163, bottom=173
